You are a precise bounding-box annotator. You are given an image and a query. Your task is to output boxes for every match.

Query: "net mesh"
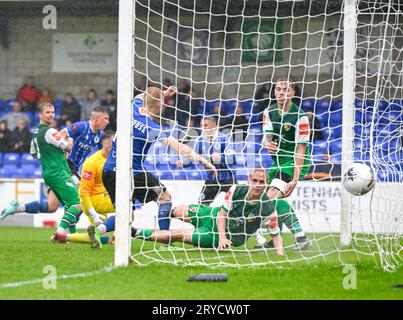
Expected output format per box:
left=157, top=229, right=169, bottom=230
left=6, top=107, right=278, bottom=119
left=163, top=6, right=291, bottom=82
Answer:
left=127, top=0, right=402, bottom=270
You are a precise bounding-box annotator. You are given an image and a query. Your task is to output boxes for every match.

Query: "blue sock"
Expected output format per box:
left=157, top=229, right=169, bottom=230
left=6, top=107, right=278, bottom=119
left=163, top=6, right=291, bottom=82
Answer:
left=25, top=201, right=49, bottom=214
left=101, top=236, right=109, bottom=244
left=158, top=202, right=172, bottom=230
left=103, top=215, right=115, bottom=232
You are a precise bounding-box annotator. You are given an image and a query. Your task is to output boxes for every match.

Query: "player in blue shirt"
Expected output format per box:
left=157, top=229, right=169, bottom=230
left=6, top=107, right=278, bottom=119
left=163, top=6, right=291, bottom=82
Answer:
left=102, top=86, right=217, bottom=232
left=176, top=115, right=237, bottom=205
left=1, top=106, right=110, bottom=220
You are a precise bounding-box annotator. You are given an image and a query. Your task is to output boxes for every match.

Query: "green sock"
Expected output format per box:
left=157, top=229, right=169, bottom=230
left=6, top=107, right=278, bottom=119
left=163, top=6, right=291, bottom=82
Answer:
left=59, top=205, right=81, bottom=232
left=137, top=229, right=153, bottom=240
left=272, top=199, right=303, bottom=235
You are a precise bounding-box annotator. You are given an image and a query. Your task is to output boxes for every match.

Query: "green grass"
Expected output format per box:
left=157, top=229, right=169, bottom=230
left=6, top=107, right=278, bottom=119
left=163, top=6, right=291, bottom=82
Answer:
left=0, top=227, right=402, bottom=300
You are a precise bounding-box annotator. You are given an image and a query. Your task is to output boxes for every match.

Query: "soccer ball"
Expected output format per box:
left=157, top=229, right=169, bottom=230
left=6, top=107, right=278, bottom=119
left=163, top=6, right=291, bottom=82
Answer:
left=343, top=163, right=375, bottom=195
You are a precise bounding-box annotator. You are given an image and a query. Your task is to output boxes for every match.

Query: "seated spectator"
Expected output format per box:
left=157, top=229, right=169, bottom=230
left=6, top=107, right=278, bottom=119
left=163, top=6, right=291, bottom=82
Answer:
left=178, top=117, right=200, bottom=145
left=133, top=76, right=148, bottom=97
left=304, top=152, right=341, bottom=181
left=306, top=110, right=324, bottom=142
left=1, top=101, right=31, bottom=131
left=81, top=89, right=101, bottom=121
left=255, top=79, right=273, bottom=106
left=38, top=88, right=53, bottom=106
left=17, top=76, right=41, bottom=112
left=9, top=119, right=32, bottom=153
left=58, top=93, right=81, bottom=128
left=213, top=103, right=232, bottom=131
left=231, top=104, right=249, bottom=141
left=101, top=90, right=117, bottom=131
left=0, top=120, right=11, bottom=152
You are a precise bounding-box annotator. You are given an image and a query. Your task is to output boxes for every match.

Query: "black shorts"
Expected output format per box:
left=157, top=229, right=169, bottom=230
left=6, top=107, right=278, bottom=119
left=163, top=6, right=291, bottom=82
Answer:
left=133, top=172, right=167, bottom=204
left=102, top=170, right=116, bottom=205
left=200, top=178, right=237, bottom=204
left=67, top=159, right=81, bottom=180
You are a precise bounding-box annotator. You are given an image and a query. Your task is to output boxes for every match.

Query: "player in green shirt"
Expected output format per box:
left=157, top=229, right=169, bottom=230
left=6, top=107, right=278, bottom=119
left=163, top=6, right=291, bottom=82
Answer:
left=132, top=169, right=284, bottom=255
left=255, top=77, right=312, bottom=250
left=31, top=103, right=82, bottom=241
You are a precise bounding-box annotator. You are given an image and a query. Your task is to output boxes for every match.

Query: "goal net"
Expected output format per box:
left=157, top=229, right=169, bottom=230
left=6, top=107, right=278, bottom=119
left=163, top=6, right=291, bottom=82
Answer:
left=118, top=0, right=403, bottom=271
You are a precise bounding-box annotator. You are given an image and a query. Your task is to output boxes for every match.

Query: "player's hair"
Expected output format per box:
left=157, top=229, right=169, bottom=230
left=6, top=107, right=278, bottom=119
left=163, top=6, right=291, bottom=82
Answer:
left=38, top=102, right=54, bottom=113
left=144, top=87, right=163, bottom=109
left=91, top=106, right=109, bottom=116
left=249, top=168, right=267, bottom=182
left=202, top=115, right=218, bottom=126
left=101, top=130, right=115, bottom=141
left=275, top=77, right=296, bottom=91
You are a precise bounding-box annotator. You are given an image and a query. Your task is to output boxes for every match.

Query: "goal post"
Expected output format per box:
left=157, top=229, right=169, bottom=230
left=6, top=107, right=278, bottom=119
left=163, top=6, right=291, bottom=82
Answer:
left=340, top=0, right=356, bottom=247
left=115, top=0, right=134, bottom=267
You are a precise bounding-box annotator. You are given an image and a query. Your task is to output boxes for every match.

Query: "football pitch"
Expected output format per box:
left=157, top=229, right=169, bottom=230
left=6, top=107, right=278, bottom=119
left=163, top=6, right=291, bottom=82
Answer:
left=0, top=227, right=402, bottom=300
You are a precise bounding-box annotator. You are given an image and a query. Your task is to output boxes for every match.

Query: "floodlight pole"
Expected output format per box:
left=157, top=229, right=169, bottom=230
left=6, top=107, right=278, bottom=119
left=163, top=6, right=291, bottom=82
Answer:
left=115, top=0, right=134, bottom=267
left=340, top=0, right=357, bottom=247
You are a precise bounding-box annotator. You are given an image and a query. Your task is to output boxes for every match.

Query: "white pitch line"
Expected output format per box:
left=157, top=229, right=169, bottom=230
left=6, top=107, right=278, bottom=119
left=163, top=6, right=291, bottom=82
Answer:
left=0, top=264, right=117, bottom=289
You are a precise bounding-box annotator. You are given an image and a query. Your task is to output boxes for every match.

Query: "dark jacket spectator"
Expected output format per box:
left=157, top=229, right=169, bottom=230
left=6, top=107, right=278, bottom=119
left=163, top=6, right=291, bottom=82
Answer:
left=101, top=90, right=117, bottom=131
left=1, top=101, right=31, bottom=131
left=81, top=89, right=101, bottom=121
left=9, top=119, right=32, bottom=153
left=306, top=110, right=324, bottom=142
left=230, top=105, right=249, bottom=141
left=0, top=120, right=11, bottom=152
left=58, top=93, right=81, bottom=127
left=133, top=76, right=148, bottom=97
left=17, top=77, right=41, bottom=112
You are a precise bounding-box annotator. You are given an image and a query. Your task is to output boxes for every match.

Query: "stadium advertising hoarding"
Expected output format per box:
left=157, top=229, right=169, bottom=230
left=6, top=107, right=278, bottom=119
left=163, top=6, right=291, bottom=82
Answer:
left=52, top=33, right=118, bottom=73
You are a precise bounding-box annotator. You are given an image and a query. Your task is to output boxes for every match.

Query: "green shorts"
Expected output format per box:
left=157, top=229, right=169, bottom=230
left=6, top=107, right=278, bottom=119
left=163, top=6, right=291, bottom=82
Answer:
left=45, top=175, right=80, bottom=207
left=268, top=157, right=311, bottom=184
left=187, top=204, right=221, bottom=248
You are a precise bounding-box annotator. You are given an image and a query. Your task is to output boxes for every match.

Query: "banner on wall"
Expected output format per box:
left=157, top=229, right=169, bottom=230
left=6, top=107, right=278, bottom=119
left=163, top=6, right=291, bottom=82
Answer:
left=52, top=33, right=118, bottom=73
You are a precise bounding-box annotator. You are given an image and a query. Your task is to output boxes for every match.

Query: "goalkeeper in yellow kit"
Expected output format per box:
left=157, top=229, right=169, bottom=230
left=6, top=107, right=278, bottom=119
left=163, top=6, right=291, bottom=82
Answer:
left=56, top=131, right=115, bottom=247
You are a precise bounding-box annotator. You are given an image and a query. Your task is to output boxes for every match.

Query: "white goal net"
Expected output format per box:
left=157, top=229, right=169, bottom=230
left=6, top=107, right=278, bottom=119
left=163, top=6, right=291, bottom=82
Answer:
left=116, top=0, right=403, bottom=271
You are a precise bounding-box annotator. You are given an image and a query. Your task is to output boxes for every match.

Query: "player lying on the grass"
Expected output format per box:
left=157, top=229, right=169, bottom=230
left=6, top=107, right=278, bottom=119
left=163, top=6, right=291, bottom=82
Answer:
left=51, top=131, right=116, bottom=247
left=0, top=106, right=110, bottom=220
left=131, top=168, right=284, bottom=255
left=102, top=86, right=217, bottom=234
left=255, top=77, right=312, bottom=250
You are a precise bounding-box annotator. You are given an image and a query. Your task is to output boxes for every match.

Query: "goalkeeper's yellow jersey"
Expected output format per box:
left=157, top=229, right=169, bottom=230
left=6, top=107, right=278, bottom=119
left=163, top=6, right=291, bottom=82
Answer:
left=79, top=150, right=107, bottom=197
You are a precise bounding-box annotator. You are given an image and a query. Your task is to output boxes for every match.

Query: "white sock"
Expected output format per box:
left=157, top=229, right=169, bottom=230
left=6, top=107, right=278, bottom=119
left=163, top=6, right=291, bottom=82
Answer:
left=17, top=203, right=25, bottom=213
left=295, top=231, right=305, bottom=238
left=255, top=230, right=266, bottom=245
left=97, top=224, right=106, bottom=235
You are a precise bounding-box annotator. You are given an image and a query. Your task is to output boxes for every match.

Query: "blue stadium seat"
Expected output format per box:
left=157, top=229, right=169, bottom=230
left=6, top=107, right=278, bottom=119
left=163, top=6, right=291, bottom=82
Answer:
left=199, top=99, right=220, bottom=116
left=331, top=99, right=343, bottom=111
left=20, top=153, right=39, bottom=166
left=33, top=166, right=42, bottom=178
left=19, top=164, right=37, bottom=178
left=3, top=153, right=21, bottom=165
left=0, top=153, right=3, bottom=166
left=301, top=99, right=315, bottom=111
left=221, top=99, right=237, bottom=115
left=6, top=99, right=16, bottom=109
left=238, top=100, right=254, bottom=116
left=2, top=164, right=19, bottom=177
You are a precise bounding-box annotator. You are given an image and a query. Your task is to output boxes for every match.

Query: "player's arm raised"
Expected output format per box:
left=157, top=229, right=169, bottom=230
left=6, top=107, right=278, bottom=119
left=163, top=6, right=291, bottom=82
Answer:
left=44, top=128, right=70, bottom=151
left=163, top=136, right=217, bottom=177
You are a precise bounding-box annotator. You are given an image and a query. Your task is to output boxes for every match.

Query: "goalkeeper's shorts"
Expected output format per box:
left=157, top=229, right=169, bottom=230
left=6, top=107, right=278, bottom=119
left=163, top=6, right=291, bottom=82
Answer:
left=81, top=193, right=115, bottom=226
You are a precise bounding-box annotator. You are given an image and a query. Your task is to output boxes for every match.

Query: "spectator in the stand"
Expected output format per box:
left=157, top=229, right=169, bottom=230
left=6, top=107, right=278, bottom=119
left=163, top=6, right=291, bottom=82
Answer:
left=0, top=120, right=11, bottom=152
left=58, top=93, right=81, bottom=128
left=177, top=116, right=236, bottom=206
left=161, top=95, right=176, bottom=126
left=304, top=152, right=341, bottom=181
left=81, top=89, right=101, bottom=121
left=17, top=77, right=41, bottom=112
left=101, top=90, right=117, bottom=131
left=306, top=110, right=324, bottom=142
left=231, top=104, right=249, bottom=141
left=38, top=88, right=53, bottom=106
left=255, top=79, right=273, bottom=109
left=213, top=103, right=231, bottom=131
left=133, top=76, right=148, bottom=97
left=1, top=101, right=31, bottom=131
left=9, top=118, right=32, bottom=153
left=176, top=79, right=193, bottom=126
left=178, top=117, right=200, bottom=145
